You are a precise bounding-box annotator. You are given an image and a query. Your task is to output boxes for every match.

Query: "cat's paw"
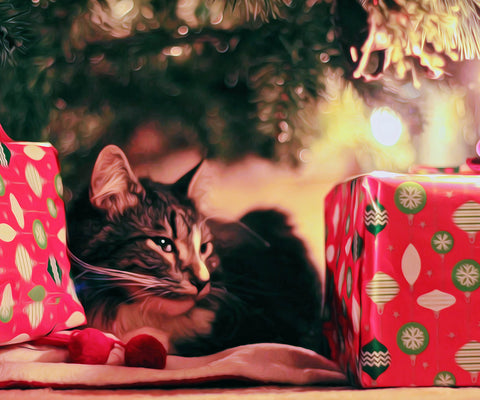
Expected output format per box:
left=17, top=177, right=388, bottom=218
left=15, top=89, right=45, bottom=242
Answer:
left=124, top=334, right=167, bottom=369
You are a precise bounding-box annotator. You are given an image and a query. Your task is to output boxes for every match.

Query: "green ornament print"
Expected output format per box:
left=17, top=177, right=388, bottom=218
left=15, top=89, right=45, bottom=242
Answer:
left=47, top=198, right=58, bottom=218
left=364, top=200, right=388, bottom=236
left=397, top=322, right=429, bottom=355
left=453, top=201, right=480, bottom=242
left=0, top=284, right=14, bottom=323
left=455, top=341, right=480, bottom=381
left=366, top=272, right=400, bottom=314
left=0, top=143, right=11, bottom=167
left=352, top=231, right=364, bottom=261
left=394, top=182, right=426, bottom=214
left=346, top=267, right=353, bottom=298
left=33, top=219, right=47, bottom=249
left=434, top=371, right=456, bottom=387
left=431, top=231, right=454, bottom=254
left=342, top=298, right=347, bottom=318
left=0, top=175, right=5, bottom=196
left=47, top=256, right=63, bottom=286
left=54, top=174, right=63, bottom=199
left=452, top=259, right=480, bottom=292
left=28, top=285, right=46, bottom=302
left=361, top=338, right=391, bottom=380
left=25, top=286, right=46, bottom=330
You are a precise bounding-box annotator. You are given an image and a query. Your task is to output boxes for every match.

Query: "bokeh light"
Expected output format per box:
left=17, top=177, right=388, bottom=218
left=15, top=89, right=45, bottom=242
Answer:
left=370, top=107, right=403, bottom=146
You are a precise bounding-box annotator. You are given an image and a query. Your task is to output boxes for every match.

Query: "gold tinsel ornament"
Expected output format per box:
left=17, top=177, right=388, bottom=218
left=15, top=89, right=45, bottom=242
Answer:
left=352, top=0, right=480, bottom=87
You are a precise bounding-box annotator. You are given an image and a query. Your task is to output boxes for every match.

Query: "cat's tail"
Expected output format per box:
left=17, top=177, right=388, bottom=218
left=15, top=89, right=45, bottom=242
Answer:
left=239, top=208, right=295, bottom=241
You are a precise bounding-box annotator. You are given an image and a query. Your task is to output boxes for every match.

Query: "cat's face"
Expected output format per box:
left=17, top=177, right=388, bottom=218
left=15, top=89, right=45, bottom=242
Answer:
left=76, top=145, right=219, bottom=317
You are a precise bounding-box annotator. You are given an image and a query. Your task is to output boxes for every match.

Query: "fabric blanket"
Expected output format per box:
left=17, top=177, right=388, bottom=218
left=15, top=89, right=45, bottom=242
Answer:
left=0, top=341, right=346, bottom=389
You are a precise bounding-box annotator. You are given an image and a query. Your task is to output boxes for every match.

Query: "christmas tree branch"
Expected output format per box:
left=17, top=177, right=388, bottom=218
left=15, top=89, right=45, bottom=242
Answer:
left=224, top=0, right=286, bottom=20
left=0, top=1, right=31, bottom=66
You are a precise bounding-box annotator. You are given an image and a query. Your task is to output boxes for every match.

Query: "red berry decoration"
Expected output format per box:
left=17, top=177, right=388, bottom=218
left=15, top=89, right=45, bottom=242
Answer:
left=68, top=328, right=116, bottom=364
left=125, top=334, right=167, bottom=369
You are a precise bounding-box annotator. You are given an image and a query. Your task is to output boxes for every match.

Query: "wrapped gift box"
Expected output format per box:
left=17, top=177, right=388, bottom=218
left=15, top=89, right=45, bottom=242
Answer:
left=0, top=126, right=85, bottom=345
left=324, top=171, right=480, bottom=387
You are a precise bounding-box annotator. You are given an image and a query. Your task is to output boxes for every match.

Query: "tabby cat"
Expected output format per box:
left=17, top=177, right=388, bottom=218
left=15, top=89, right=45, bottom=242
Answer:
left=67, top=145, right=327, bottom=356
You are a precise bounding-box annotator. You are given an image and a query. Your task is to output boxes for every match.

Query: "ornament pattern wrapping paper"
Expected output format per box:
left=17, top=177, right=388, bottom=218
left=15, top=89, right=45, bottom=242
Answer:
left=0, top=126, right=85, bottom=345
left=324, top=171, right=480, bottom=387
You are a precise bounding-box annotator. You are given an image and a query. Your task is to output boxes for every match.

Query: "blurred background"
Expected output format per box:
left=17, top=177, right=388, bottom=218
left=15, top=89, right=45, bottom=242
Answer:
left=1, top=0, right=480, bottom=268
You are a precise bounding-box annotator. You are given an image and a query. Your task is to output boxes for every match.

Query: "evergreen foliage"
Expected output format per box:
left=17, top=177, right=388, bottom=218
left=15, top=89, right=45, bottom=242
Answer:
left=0, top=0, right=343, bottom=190
left=0, top=0, right=479, bottom=190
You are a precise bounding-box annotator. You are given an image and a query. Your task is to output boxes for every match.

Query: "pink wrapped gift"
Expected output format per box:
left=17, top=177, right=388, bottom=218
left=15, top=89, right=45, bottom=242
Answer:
left=324, top=171, right=480, bottom=387
left=0, top=125, right=85, bottom=345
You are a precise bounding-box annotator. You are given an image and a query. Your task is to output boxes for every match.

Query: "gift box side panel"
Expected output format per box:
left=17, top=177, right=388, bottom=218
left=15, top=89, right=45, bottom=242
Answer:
left=324, top=177, right=366, bottom=386
left=0, top=141, right=86, bottom=346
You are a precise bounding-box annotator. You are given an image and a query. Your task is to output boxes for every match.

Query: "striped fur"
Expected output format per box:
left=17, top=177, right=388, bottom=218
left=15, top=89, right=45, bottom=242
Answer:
left=67, top=146, right=327, bottom=356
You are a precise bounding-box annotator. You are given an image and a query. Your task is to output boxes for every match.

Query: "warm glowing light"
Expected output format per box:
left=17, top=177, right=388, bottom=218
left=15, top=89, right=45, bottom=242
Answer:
left=211, top=12, right=224, bottom=25
left=278, top=132, right=290, bottom=143
left=162, top=46, right=184, bottom=57
left=349, top=46, right=359, bottom=63
left=178, top=25, right=189, bottom=35
left=110, top=0, right=134, bottom=19
left=320, top=53, right=330, bottom=63
left=375, top=32, right=388, bottom=46
left=370, top=107, right=403, bottom=146
left=141, top=6, right=154, bottom=19
left=298, top=149, right=312, bottom=163
left=170, top=46, right=183, bottom=56
left=90, top=0, right=140, bottom=37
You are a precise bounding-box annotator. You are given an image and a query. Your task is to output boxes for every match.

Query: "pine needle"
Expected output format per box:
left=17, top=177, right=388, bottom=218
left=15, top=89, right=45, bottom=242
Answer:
left=0, top=2, right=30, bottom=67
left=225, top=0, right=285, bottom=20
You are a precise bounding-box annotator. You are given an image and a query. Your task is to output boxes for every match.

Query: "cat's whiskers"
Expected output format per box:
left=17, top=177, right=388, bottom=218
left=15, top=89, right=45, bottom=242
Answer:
left=126, top=290, right=154, bottom=303
left=69, top=250, right=182, bottom=292
left=127, top=283, right=171, bottom=298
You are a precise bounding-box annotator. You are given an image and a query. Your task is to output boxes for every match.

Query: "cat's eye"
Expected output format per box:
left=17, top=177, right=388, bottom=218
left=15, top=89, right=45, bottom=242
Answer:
left=153, top=237, right=176, bottom=253
left=200, top=241, right=213, bottom=256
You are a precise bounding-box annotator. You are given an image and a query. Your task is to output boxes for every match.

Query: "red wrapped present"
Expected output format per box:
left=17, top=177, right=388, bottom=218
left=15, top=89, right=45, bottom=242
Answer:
left=0, top=125, right=85, bottom=345
left=324, top=170, right=480, bottom=387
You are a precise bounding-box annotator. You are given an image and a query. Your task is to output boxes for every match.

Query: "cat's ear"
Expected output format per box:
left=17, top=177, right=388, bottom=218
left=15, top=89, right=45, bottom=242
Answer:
left=172, top=160, right=203, bottom=199
left=89, top=145, right=144, bottom=218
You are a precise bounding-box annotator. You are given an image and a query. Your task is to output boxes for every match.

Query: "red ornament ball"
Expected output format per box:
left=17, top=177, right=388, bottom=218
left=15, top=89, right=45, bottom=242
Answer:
left=124, top=334, right=167, bottom=369
left=68, top=328, right=116, bottom=364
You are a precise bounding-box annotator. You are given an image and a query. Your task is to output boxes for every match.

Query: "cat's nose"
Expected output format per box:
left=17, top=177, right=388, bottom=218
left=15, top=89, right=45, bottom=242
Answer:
left=190, top=278, right=209, bottom=293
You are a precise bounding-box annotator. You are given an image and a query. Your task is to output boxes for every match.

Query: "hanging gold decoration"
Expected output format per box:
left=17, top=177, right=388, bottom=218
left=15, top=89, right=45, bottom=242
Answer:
left=353, top=0, right=480, bottom=86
